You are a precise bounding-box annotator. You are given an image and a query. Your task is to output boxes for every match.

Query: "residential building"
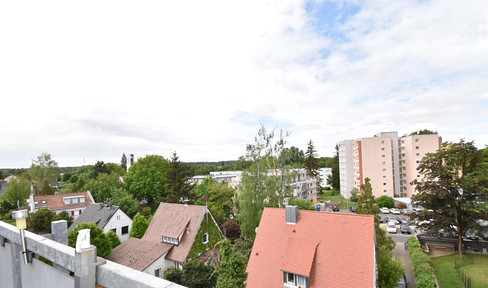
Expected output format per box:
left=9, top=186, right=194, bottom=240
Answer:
left=69, top=203, right=133, bottom=242
left=189, top=171, right=242, bottom=188
left=339, top=132, right=441, bottom=198
left=246, top=206, right=376, bottom=287
left=107, top=203, right=224, bottom=277
left=319, top=167, right=332, bottom=188
left=27, top=191, right=94, bottom=219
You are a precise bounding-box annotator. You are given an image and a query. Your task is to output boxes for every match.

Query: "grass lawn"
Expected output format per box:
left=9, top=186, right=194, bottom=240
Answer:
left=432, top=253, right=488, bottom=288
left=318, top=191, right=357, bottom=209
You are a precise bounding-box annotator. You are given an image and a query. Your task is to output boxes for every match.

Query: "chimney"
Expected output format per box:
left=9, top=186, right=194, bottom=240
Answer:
left=285, top=206, right=298, bottom=224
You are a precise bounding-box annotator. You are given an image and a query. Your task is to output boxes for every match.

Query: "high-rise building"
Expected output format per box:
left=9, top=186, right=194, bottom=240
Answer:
left=339, top=132, right=441, bottom=199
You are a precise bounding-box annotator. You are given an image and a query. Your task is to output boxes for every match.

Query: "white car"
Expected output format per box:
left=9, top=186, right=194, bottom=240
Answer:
left=386, top=222, right=397, bottom=233
left=380, top=207, right=390, bottom=214
left=391, top=209, right=401, bottom=215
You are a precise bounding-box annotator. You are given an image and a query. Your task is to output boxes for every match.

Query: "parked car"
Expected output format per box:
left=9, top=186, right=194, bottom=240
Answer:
left=395, top=274, right=408, bottom=288
left=400, top=224, right=411, bottom=234
left=332, top=205, right=339, bottom=212
left=391, top=208, right=401, bottom=215
left=398, top=217, right=409, bottom=224
left=350, top=206, right=356, bottom=213
left=464, top=230, right=480, bottom=241
left=380, top=207, right=390, bottom=214
left=387, top=222, right=397, bottom=234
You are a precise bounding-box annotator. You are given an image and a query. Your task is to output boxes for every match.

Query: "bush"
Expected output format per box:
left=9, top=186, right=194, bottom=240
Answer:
left=407, top=238, right=435, bottom=288
left=163, top=267, right=183, bottom=283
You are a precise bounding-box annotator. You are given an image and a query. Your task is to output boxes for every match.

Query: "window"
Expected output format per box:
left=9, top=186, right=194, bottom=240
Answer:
left=381, top=140, right=385, bottom=144
left=416, top=146, right=419, bottom=150
left=284, top=272, right=307, bottom=287
left=154, top=267, right=161, bottom=278
left=117, top=215, right=120, bottom=220
left=382, top=154, right=385, bottom=158
left=415, top=138, right=419, bottom=142
left=383, top=183, right=387, bottom=186
left=382, top=161, right=386, bottom=165
left=203, top=233, right=209, bottom=244
left=416, top=153, right=420, bottom=157
left=383, top=176, right=386, bottom=179
left=80, top=197, right=85, bottom=203
left=112, top=228, right=116, bottom=234
left=383, top=168, right=386, bottom=172
left=416, top=160, right=420, bottom=164
left=383, top=190, right=387, bottom=193
left=381, top=147, right=385, bottom=151
left=121, top=226, right=129, bottom=235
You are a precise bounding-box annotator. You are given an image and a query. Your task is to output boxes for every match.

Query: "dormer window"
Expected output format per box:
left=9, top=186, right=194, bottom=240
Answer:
left=203, top=233, right=208, bottom=244
left=162, top=236, right=179, bottom=246
left=284, top=272, right=307, bottom=287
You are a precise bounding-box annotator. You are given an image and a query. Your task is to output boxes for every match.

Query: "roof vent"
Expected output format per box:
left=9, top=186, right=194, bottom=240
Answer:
left=285, top=206, right=298, bottom=224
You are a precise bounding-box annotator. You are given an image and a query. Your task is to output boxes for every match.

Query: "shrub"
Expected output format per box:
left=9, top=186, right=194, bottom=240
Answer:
left=163, top=267, right=183, bottom=283
left=407, top=238, right=435, bottom=288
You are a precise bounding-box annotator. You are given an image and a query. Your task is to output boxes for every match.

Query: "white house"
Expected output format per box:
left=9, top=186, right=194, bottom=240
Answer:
left=69, top=203, right=133, bottom=242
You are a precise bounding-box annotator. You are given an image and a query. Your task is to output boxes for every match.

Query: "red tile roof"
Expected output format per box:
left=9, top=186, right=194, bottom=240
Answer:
left=142, top=203, right=207, bottom=263
left=33, top=192, right=93, bottom=211
left=106, top=238, right=173, bottom=271
left=246, top=208, right=376, bottom=288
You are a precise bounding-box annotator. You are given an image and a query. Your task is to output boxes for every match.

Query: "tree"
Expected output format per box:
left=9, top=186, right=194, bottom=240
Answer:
left=356, top=178, right=402, bottom=288
left=303, top=139, right=322, bottom=191
left=214, top=239, right=247, bottom=288
left=238, top=126, right=294, bottom=239
left=318, top=156, right=334, bottom=168
left=282, top=146, right=305, bottom=166
left=410, top=129, right=438, bottom=135
left=129, top=212, right=149, bottom=239
left=327, top=145, right=340, bottom=191
left=349, top=187, right=359, bottom=202
left=68, top=223, right=114, bottom=257
left=195, top=178, right=235, bottom=225
left=85, top=173, right=123, bottom=203
left=165, top=152, right=195, bottom=203
left=287, top=198, right=316, bottom=211
left=92, top=161, right=110, bottom=179
left=220, top=220, right=241, bottom=242
left=1, top=179, right=30, bottom=208
left=181, top=260, right=217, bottom=288
left=124, top=155, right=169, bottom=205
left=111, top=189, right=139, bottom=218
left=27, top=208, right=54, bottom=233
left=412, top=139, right=488, bottom=256
left=28, top=152, right=60, bottom=195
left=106, top=163, right=126, bottom=177
left=163, top=267, right=183, bottom=283
left=377, top=195, right=395, bottom=208
left=106, top=230, right=121, bottom=249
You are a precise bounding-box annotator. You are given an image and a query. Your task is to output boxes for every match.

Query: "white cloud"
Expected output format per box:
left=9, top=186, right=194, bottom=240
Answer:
left=0, top=0, right=487, bottom=168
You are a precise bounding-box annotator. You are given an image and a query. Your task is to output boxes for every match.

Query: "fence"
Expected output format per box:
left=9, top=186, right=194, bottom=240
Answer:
left=454, top=256, right=474, bottom=288
left=0, top=220, right=186, bottom=288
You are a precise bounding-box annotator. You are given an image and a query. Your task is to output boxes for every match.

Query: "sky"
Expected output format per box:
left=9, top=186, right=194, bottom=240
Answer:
left=1, top=0, right=487, bottom=168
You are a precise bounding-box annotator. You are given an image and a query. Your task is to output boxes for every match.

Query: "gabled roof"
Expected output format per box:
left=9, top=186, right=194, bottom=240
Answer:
left=32, top=192, right=93, bottom=211
left=106, top=238, right=173, bottom=271
left=69, top=203, right=119, bottom=230
left=246, top=207, right=376, bottom=288
left=142, top=203, right=207, bottom=263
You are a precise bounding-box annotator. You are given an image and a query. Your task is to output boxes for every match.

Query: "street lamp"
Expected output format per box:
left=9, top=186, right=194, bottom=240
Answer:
left=12, top=209, right=29, bottom=264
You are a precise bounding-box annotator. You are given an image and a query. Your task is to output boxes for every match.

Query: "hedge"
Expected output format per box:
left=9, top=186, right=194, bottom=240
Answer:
left=407, top=238, right=436, bottom=288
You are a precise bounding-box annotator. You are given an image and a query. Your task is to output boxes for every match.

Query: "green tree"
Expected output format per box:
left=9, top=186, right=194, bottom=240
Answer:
left=124, top=155, right=169, bottom=205
left=282, top=146, right=305, bottom=166
left=106, top=230, right=121, bottom=249
left=318, top=156, right=333, bottom=168
left=85, top=173, right=123, bottom=203
left=287, top=198, right=315, bottom=211
left=111, top=188, right=139, bottom=218
left=106, top=162, right=126, bottom=177
left=129, top=212, right=149, bottom=239
left=377, top=195, right=395, bottom=209
left=68, top=223, right=113, bottom=257
left=181, top=260, right=216, bottom=288
left=303, top=139, right=322, bottom=191
left=62, top=172, right=72, bottom=182
left=2, top=179, right=30, bottom=207
left=356, top=178, right=402, bottom=287
left=238, top=126, right=294, bottom=239
left=165, top=152, right=195, bottom=203
left=214, top=239, right=247, bottom=288
left=410, top=129, right=438, bottom=135
left=195, top=178, right=235, bottom=225
left=163, top=267, right=183, bottom=283
left=28, top=152, right=60, bottom=195
left=27, top=208, right=55, bottom=233
left=412, top=139, right=488, bottom=256
left=349, top=187, right=359, bottom=202
left=92, top=161, right=110, bottom=179
left=327, top=145, right=340, bottom=191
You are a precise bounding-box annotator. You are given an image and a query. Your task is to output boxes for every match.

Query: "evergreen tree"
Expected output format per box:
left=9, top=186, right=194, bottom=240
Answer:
left=303, top=139, right=322, bottom=191
left=165, top=152, right=195, bottom=203
left=327, top=144, right=340, bottom=191
left=129, top=212, right=149, bottom=239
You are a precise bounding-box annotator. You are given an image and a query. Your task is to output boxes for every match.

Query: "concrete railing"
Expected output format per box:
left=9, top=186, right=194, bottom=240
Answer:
left=0, top=220, right=185, bottom=288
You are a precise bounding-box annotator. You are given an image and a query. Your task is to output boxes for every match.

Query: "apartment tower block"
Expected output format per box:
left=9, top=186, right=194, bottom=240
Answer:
left=339, top=132, right=441, bottom=199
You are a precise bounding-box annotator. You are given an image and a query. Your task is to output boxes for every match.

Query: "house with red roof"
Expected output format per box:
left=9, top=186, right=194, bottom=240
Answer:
left=106, top=203, right=224, bottom=278
left=246, top=206, right=377, bottom=288
left=27, top=191, right=94, bottom=219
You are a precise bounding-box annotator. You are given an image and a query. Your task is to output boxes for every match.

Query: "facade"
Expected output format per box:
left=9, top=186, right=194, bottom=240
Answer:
left=246, top=206, right=376, bottom=287
left=27, top=191, right=94, bottom=219
left=69, top=203, right=133, bottom=242
left=339, top=132, right=441, bottom=198
left=288, top=168, right=320, bottom=200
left=189, top=171, right=242, bottom=188
left=107, top=203, right=224, bottom=277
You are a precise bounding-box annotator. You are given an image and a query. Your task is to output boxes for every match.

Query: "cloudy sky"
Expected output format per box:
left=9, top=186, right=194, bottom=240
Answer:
left=1, top=0, right=487, bottom=168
